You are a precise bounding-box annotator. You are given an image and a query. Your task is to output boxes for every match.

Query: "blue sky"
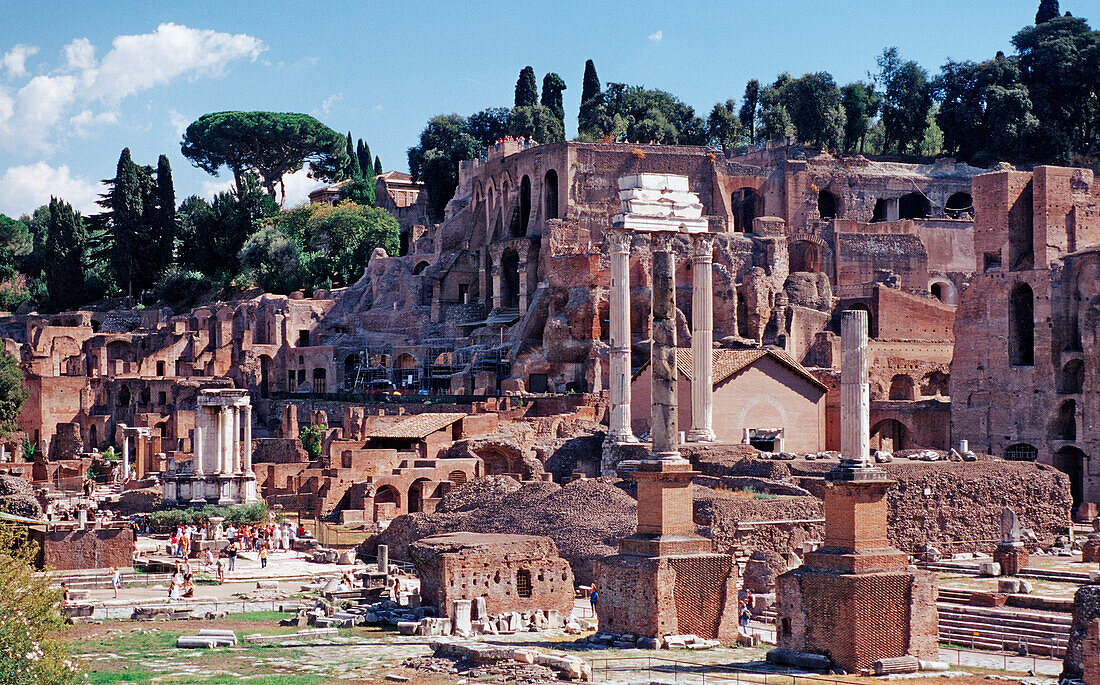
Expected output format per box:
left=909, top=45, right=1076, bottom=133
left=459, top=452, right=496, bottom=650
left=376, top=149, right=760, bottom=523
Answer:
left=0, top=0, right=1066, bottom=217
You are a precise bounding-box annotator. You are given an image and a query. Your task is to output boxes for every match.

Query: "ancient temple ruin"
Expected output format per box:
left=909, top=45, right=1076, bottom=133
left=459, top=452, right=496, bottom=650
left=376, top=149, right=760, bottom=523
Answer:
left=162, top=388, right=257, bottom=505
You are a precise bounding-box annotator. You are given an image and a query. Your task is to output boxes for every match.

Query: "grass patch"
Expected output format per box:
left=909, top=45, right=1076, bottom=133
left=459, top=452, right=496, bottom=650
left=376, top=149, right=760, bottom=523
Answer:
left=168, top=677, right=325, bottom=685
left=84, top=672, right=154, bottom=684
left=233, top=611, right=295, bottom=622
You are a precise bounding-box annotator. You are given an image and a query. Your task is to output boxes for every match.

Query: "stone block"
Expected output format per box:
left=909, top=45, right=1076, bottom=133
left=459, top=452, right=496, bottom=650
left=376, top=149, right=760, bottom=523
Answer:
left=396, top=621, right=418, bottom=635
left=512, top=648, right=536, bottom=664
left=451, top=599, right=472, bottom=635
left=998, top=579, right=1021, bottom=594
left=872, top=656, right=920, bottom=675
left=978, top=561, right=1001, bottom=576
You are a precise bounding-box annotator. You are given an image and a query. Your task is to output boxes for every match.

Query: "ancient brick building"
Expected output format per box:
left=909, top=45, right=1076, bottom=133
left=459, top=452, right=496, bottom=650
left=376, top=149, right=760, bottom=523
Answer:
left=951, top=166, right=1100, bottom=514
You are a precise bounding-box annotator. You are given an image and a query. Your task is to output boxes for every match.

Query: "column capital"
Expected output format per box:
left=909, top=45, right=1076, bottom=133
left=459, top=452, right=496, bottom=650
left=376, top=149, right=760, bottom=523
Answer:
left=488, top=243, right=506, bottom=260
left=605, top=228, right=632, bottom=254
left=690, top=233, right=715, bottom=261
left=649, top=231, right=678, bottom=253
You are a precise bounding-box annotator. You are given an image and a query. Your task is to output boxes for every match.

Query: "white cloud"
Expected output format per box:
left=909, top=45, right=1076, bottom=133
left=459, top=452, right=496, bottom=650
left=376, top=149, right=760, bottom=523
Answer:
left=0, top=162, right=104, bottom=216
left=281, top=168, right=325, bottom=207
left=314, top=93, right=342, bottom=118
left=198, top=176, right=235, bottom=200
left=2, top=45, right=37, bottom=77
left=168, top=109, right=190, bottom=138
left=0, top=24, right=264, bottom=156
left=648, top=30, right=663, bottom=42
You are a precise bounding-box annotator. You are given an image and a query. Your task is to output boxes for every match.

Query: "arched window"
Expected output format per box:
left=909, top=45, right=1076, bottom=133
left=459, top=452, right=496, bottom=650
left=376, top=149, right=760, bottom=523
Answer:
left=413, top=261, right=430, bottom=275
left=1051, top=400, right=1077, bottom=440
left=789, top=241, right=821, bottom=273
left=817, top=190, right=838, bottom=220
left=888, top=374, right=916, bottom=400
left=519, top=176, right=531, bottom=235
left=544, top=170, right=559, bottom=220
left=1004, top=443, right=1038, bottom=461
left=899, top=192, right=930, bottom=219
left=375, top=485, right=400, bottom=508
left=1061, top=359, right=1084, bottom=394
left=1009, top=284, right=1034, bottom=366
left=731, top=188, right=760, bottom=233
left=928, top=277, right=958, bottom=305
left=945, top=192, right=973, bottom=219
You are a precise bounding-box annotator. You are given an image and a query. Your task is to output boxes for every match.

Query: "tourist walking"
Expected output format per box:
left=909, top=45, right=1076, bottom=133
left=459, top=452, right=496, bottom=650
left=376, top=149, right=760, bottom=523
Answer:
left=110, top=567, right=122, bottom=599
left=216, top=559, right=225, bottom=585
left=589, top=589, right=598, bottom=616
left=226, top=542, right=237, bottom=572
left=260, top=546, right=268, bottom=569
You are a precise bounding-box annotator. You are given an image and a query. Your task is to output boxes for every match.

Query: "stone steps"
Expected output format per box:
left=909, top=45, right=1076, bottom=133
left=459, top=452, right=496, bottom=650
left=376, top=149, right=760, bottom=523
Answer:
left=937, top=604, right=1069, bottom=657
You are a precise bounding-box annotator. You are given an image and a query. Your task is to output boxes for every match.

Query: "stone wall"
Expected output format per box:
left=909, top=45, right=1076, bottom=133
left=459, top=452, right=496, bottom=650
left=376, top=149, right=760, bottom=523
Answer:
left=31, top=526, right=133, bottom=570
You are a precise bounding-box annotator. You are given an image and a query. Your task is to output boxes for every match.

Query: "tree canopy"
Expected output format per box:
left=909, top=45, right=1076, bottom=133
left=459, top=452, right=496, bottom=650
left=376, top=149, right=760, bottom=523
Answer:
left=0, top=348, right=28, bottom=436
left=514, top=67, right=539, bottom=108
left=407, top=114, right=483, bottom=221
left=180, top=111, right=348, bottom=205
left=540, top=72, right=567, bottom=124
left=877, top=48, right=934, bottom=154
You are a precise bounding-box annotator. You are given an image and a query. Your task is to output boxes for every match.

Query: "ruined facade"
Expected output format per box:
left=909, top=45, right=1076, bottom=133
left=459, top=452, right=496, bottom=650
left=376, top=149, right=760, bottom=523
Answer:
left=951, top=166, right=1100, bottom=513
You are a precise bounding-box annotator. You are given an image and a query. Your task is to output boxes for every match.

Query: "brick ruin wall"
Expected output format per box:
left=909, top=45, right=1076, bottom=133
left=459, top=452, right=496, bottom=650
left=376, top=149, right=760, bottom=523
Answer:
left=32, top=526, right=133, bottom=570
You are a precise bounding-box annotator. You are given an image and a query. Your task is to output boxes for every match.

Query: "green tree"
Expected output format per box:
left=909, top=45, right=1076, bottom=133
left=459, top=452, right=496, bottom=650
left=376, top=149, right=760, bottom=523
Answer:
left=935, top=54, right=1035, bottom=163
left=238, top=223, right=306, bottom=294
left=344, top=132, right=362, bottom=179
left=1036, top=0, right=1060, bottom=24
left=176, top=174, right=277, bottom=277
left=99, top=148, right=156, bottom=296
left=357, top=140, right=373, bottom=179
left=0, top=215, right=30, bottom=284
left=514, top=66, right=539, bottom=108
left=599, top=83, right=707, bottom=144
left=154, top=155, right=177, bottom=274
left=739, top=79, right=761, bottom=145
left=540, top=72, right=567, bottom=124
left=0, top=348, right=27, bottom=436
left=0, top=522, right=78, bottom=684
left=43, top=198, right=87, bottom=312
left=840, top=82, right=879, bottom=153
left=759, top=103, right=792, bottom=141
left=287, top=202, right=399, bottom=288
left=509, top=105, right=565, bottom=143
left=374, top=156, right=383, bottom=176
left=779, top=72, right=846, bottom=149
left=407, top=114, right=482, bottom=220
left=706, top=99, right=742, bottom=152
left=1012, top=15, right=1100, bottom=163
left=340, top=176, right=376, bottom=207
left=876, top=47, right=933, bottom=154
left=180, top=111, right=348, bottom=205
left=984, top=84, right=1040, bottom=161
left=578, top=59, right=602, bottom=139
left=466, top=107, right=511, bottom=147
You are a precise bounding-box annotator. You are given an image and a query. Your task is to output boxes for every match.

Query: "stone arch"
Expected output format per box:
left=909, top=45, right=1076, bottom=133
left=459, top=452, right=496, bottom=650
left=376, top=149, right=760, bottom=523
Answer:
left=88, top=424, right=97, bottom=450
left=413, top=260, right=430, bottom=275
left=544, top=169, right=559, bottom=221
left=1004, top=443, right=1038, bottom=461
left=870, top=418, right=909, bottom=452
left=789, top=240, right=822, bottom=273
left=477, top=444, right=523, bottom=476
left=888, top=374, right=916, bottom=400
left=408, top=477, right=432, bottom=514
left=899, top=192, right=930, bottom=219
left=945, top=191, right=973, bottom=219
left=1009, top=283, right=1034, bottom=366
left=519, top=175, right=532, bottom=236
left=106, top=339, right=136, bottom=363
left=395, top=353, right=417, bottom=370
left=1053, top=446, right=1087, bottom=508
left=731, top=187, right=760, bottom=233
left=928, top=276, right=958, bottom=305
left=375, top=484, right=401, bottom=509
left=817, top=189, right=839, bottom=220
left=1050, top=399, right=1077, bottom=440
left=448, top=470, right=467, bottom=486
left=1061, top=359, right=1085, bottom=394
left=919, top=369, right=949, bottom=397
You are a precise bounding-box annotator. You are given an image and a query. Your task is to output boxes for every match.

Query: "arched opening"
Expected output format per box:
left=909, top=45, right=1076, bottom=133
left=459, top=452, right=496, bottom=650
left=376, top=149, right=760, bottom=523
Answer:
left=544, top=169, right=559, bottom=221
left=395, top=353, right=416, bottom=369
left=375, top=485, right=400, bottom=510
left=1053, top=446, right=1087, bottom=508
left=731, top=187, right=760, bottom=233
left=413, top=261, right=430, bottom=275
left=501, top=248, right=520, bottom=309
left=519, top=176, right=531, bottom=236
left=1009, top=283, right=1034, bottom=366
left=118, top=385, right=131, bottom=407
left=312, top=368, right=327, bottom=394
left=817, top=190, right=838, bottom=220
left=928, top=277, right=957, bottom=305
left=844, top=304, right=875, bottom=339
left=408, top=478, right=432, bottom=514
left=945, top=192, right=973, bottom=219
left=88, top=425, right=97, bottom=450
left=898, top=192, right=930, bottom=219
left=1004, top=443, right=1038, bottom=461
left=871, top=199, right=889, bottom=223
left=448, top=470, right=467, bottom=486
left=259, top=355, right=272, bottom=398
left=870, top=419, right=909, bottom=452
left=480, top=448, right=519, bottom=476
left=1051, top=400, right=1077, bottom=440
left=1061, top=359, right=1085, bottom=394
left=919, top=370, right=949, bottom=397
left=888, top=374, right=916, bottom=400
left=789, top=240, right=821, bottom=273
left=1009, top=182, right=1034, bottom=270
left=516, top=568, right=533, bottom=598
left=930, top=283, right=943, bottom=301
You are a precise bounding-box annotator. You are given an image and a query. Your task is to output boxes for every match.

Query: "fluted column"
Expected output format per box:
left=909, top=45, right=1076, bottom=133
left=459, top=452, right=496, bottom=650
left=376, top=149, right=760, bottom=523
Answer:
left=232, top=405, right=242, bottom=473
left=606, top=229, right=637, bottom=444
left=220, top=407, right=232, bottom=474
left=122, top=433, right=131, bottom=481
left=687, top=234, right=716, bottom=442
left=650, top=233, right=681, bottom=461
left=840, top=309, right=871, bottom=466
left=243, top=405, right=253, bottom=473
left=193, top=423, right=204, bottom=475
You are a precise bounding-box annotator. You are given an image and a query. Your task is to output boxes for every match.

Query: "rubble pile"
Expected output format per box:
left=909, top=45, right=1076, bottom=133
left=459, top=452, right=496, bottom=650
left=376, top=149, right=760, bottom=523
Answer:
left=0, top=474, right=42, bottom=518
left=372, top=476, right=636, bottom=584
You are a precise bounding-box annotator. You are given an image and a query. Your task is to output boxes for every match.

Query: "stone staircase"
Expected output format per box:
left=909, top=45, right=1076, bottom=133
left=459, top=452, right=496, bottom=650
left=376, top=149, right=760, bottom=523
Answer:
left=50, top=568, right=174, bottom=591
left=937, top=603, right=1070, bottom=657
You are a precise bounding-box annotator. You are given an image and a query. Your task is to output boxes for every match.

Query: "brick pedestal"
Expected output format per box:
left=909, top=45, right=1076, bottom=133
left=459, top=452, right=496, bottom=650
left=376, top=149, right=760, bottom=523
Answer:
left=1083, top=537, right=1100, bottom=564
left=992, top=544, right=1029, bottom=575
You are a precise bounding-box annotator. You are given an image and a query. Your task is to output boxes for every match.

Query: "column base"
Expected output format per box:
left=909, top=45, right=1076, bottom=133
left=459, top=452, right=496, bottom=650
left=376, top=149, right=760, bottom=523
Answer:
left=606, top=430, right=640, bottom=445
left=651, top=451, right=683, bottom=461
left=685, top=428, right=717, bottom=443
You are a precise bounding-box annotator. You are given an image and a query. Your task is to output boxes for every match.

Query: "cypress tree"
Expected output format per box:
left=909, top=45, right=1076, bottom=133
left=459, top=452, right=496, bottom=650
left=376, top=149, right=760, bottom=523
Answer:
left=374, top=156, right=383, bottom=176
left=739, top=80, right=761, bottom=145
left=43, top=197, right=87, bottom=311
left=541, top=72, right=567, bottom=124
left=154, top=155, right=176, bottom=273
left=99, top=148, right=151, bottom=297
left=345, top=132, right=361, bottom=179
left=1035, top=0, right=1059, bottom=23
left=357, top=139, right=373, bottom=178
left=578, top=60, right=602, bottom=138
left=515, top=66, right=539, bottom=108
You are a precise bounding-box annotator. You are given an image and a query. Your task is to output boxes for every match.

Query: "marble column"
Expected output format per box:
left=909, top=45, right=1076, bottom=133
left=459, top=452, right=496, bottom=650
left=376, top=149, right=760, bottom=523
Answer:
left=840, top=309, right=871, bottom=466
left=650, top=233, right=681, bottom=461
left=606, top=229, right=637, bottom=444
left=687, top=234, right=716, bottom=442
left=193, top=424, right=204, bottom=475
left=243, top=405, right=253, bottom=473
left=232, top=405, right=242, bottom=473
left=122, top=434, right=131, bottom=481
left=220, top=407, right=232, bottom=474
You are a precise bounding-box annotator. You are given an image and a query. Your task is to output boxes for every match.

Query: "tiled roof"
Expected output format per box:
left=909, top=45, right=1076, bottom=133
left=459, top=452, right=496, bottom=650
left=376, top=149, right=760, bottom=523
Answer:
left=654, top=348, right=828, bottom=391
left=366, top=412, right=465, bottom=439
